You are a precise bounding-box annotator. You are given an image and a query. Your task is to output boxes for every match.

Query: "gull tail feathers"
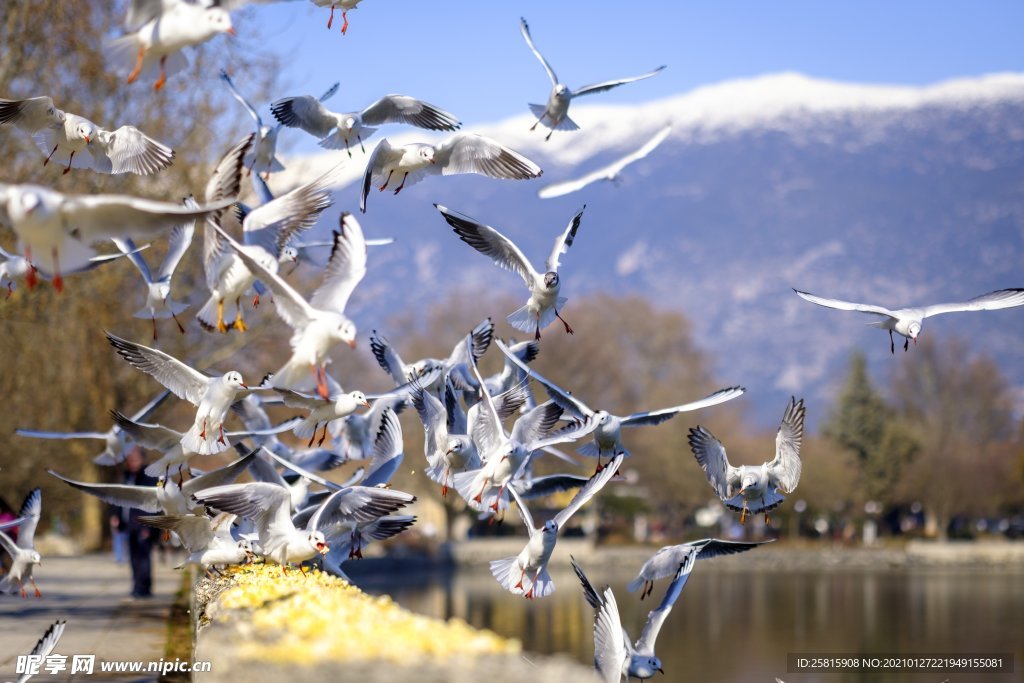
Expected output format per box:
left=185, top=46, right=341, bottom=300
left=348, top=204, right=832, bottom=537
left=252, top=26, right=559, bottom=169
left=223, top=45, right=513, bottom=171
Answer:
left=506, top=305, right=538, bottom=335
left=270, top=359, right=316, bottom=394
left=489, top=556, right=522, bottom=594
left=195, top=296, right=221, bottom=332
left=526, top=568, right=555, bottom=599
left=528, top=104, right=580, bottom=132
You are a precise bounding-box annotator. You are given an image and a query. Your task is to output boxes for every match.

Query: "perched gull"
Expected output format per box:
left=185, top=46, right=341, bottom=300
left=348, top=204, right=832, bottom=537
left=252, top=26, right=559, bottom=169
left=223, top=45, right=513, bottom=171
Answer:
left=106, top=332, right=265, bottom=455
left=108, top=0, right=235, bottom=90
left=491, top=454, right=624, bottom=599
left=359, top=134, right=542, bottom=213
left=689, top=397, right=805, bottom=525
left=212, top=213, right=366, bottom=398
left=0, top=182, right=230, bottom=293
left=15, top=390, right=170, bottom=466
left=0, top=489, right=42, bottom=598
left=497, top=339, right=745, bottom=464
left=271, top=91, right=460, bottom=157
left=221, top=70, right=340, bottom=179
left=627, top=538, right=771, bottom=599
left=435, top=205, right=585, bottom=340
left=113, top=199, right=196, bottom=340
left=0, top=96, right=174, bottom=175
left=572, top=555, right=692, bottom=681
left=538, top=125, right=672, bottom=198
left=309, top=0, right=364, bottom=34
left=12, top=620, right=65, bottom=683
left=793, top=287, right=1024, bottom=354
left=519, top=17, right=665, bottom=141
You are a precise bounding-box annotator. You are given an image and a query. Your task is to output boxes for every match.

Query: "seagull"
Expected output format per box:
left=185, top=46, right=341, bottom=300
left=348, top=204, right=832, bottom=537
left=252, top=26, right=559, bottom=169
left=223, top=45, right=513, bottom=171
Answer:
left=221, top=70, right=340, bottom=179
left=279, top=389, right=370, bottom=448
left=12, top=620, right=65, bottom=683
left=113, top=198, right=196, bottom=340
left=138, top=512, right=252, bottom=571
left=359, top=134, right=542, bottom=213
left=309, top=0, right=363, bottom=34
left=572, top=555, right=690, bottom=682
left=519, top=17, right=665, bottom=141
left=48, top=449, right=258, bottom=517
left=319, top=515, right=415, bottom=578
left=538, top=125, right=672, bottom=198
left=211, top=213, right=366, bottom=399
left=793, top=288, right=1024, bottom=354
left=0, top=182, right=230, bottom=293
left=491, top=454, right=623, bottom=599
left=0, top=489, right=42, bottom=598
left=197, top=159, right=336, bottom=334
left=106, top=332, right=265, bottom=455
left=0, top=96, right=174, bottom=175
left=497, top=339, right=746, bottom=465
left=15, top=390, right=171, bottom=466
left=689, top=397, right=805, bottom=525
left=271, top=92, right=460, bottom=157
left=435, top=205, right=584, bottom=340
left=108, top=0, right=235, bottom=91
left=359, top=405, right=405, bottom=488
left=627, top=538, right=771, bottom=599
left=410, top=380, right=480, bottom=496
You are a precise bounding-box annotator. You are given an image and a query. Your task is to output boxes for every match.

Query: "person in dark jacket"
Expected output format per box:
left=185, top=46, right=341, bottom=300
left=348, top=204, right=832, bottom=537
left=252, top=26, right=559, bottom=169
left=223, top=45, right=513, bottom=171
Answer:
left=110, top=447, right=157, bottom=597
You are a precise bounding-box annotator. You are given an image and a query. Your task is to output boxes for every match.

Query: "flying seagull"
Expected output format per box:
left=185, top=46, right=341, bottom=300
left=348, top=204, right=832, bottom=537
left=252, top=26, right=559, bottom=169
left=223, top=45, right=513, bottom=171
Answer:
left=519, top=17, right=665, bottom=141
left=793, top=287, right=1024, bottom=354
left=689, top=396, right=805, bottom=525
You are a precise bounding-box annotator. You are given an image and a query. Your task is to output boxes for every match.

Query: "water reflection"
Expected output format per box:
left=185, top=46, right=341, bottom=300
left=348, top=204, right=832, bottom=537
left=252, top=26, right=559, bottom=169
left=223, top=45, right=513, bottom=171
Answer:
left=358, top=565, right=1024, bottom=683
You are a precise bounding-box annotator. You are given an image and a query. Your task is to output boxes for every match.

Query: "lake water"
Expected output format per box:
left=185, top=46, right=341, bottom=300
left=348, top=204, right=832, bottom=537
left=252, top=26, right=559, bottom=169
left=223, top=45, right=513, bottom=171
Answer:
left=359, top=564, right=1024, bottom=683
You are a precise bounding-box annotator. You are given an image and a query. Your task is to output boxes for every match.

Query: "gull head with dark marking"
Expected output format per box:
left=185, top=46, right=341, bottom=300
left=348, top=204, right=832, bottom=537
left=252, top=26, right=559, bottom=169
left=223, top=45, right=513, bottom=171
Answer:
left=222, top=371, right=248, bottom=390
left=542, top=520, right=558, bottom=535
left=203, top=8, right=234, bottom=37
left=73, top=121, right=94, bottom=144
left=310, top=530, right=329, bottom=555
left=629, top=655, right=665, bottom=679
left=278, top=246, right=299, bottom=264
left=543, top=271, right=559, bottom=289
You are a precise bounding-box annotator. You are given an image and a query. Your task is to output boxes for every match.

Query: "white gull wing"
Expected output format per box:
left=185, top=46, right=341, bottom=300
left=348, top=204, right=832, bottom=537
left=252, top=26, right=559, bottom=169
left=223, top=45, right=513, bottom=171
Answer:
left=368, top=330, right=411, bottom=385
left=766, top=397, right=805, bottom=494
left=507, top=480, right=537, bottom=536
left=0, top=96, right=62, bottom=131
left=495, top=339, right=594, bottom=420
left=920, top=288, right=1024, bottom=318
left=201, top=135, right=253, bottom=289
left=792, top=289, right=898, bottom=318
left=106, top=332, right=210, bottom=405
left=359, top=138, right=400, bottom=213
left=59, top=193, right=231, bottom=243
left=435, top=205, right=539, bottom=289
left=92, top=125, right=175, bottom=175
left=361, top=406, right=403, bottom=488
left=15, top=620, right=66, bottom=683
left=688, top=426, right=743, bottom=501
left=627, top=538, right=770, bottom=590
left=571, top=557, right=628, bottom=683
left=573, top=65, right=667, bottom=98
left=433, top=134, right=542, bottom=180
left=466, top=337, right=509, bottom=457
left=518, top=17, right=558, bottom=87
left=15, top=488, right=42, bottom=549
left=157, top=204, right=196, bottom=282
left=360, top=95, right=461, bottom=130
left=634, top=553, right=694, bottom=655
left=220, top=69, right=265, bottom=128
left=620, top=386, right=746, bottom=428
left=137, top=514, right=215, bottom=553
left=538, top=125, right=672, bottom=199
left=309, top=212, right=367, bottom=314
left=47, top=470, right=162, bottom=513
left=545, top=205, right=585, bottom=273
left=552, top=453, right=623, bottom=528
left=192, top=482, right=293, bottom=543
left=270, top=95, right=338, bottom=139
left=242, top=165, right=337, bottom=257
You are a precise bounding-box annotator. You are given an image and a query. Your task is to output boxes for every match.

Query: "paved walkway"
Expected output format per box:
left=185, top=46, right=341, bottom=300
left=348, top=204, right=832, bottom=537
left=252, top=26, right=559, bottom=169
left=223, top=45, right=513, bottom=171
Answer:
left=0, top=551, right=183, bottom=682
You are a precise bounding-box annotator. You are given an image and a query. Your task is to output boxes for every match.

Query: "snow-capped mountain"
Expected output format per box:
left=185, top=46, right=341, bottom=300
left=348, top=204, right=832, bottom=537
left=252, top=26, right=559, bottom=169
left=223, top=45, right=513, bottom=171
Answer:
left=274, top=72, right=1024, bottom=426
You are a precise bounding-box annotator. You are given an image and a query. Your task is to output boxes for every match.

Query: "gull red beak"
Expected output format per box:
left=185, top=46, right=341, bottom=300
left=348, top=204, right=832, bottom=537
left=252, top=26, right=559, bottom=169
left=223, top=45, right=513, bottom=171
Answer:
left=360, top=400, right=370, bottom=408
left=347, top=339, right=357, bottom=349
left=226, top=27, right=237, bottom=36
left=241, top=383, right=249, bottom=389
left=316, top=541, right=329, bottom=555
left=83, top=135, right=90, bottom=144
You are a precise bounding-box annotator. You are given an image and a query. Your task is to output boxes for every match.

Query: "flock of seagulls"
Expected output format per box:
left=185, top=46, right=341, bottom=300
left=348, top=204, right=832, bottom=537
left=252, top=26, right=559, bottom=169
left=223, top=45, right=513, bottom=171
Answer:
left=2, top=3, right=1023, bottom=682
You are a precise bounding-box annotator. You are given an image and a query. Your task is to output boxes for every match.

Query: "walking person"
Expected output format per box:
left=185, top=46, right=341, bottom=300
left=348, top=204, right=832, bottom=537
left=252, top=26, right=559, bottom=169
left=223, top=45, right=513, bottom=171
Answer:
left=112, top=446, right=156, bottom=598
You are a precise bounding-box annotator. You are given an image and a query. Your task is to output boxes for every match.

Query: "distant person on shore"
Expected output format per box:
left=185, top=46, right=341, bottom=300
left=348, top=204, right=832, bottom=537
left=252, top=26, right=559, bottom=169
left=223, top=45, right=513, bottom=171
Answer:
left=110, top=447, right=156, bottom=598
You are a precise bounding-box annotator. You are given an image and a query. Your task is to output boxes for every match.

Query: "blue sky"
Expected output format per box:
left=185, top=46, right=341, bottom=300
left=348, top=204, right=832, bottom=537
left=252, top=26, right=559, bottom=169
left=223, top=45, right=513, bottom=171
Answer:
left=245, top=0, right=1024, bottom=129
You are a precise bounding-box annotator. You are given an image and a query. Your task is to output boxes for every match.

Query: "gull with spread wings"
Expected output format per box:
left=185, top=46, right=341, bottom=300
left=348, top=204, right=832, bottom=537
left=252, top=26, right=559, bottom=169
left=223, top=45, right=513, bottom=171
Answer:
left=689, top=396, right=805, bottom=525
left=436, top=205, right=585, bottom=340
left=794, top=287, right=1024, bottom=354
left=519, top=17, right=665, bottom=141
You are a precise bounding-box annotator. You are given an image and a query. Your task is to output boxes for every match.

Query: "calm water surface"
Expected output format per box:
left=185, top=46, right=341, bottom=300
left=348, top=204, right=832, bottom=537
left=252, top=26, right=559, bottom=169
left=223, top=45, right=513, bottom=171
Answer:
left=360, top=564, right=1024, bottom=683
